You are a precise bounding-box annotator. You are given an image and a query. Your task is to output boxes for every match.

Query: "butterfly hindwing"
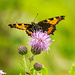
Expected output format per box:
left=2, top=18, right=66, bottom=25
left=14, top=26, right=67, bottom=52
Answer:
left=38, top=16, right=65, bottom=35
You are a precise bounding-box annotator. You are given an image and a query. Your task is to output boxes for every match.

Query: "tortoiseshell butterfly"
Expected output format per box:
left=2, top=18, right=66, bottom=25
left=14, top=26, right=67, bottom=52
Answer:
left=8, top=16, right=65, bottom=36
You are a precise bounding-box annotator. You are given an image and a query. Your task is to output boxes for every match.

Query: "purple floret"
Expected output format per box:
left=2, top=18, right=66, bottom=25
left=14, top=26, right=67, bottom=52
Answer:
left=29, top=30, right=54, bottom=51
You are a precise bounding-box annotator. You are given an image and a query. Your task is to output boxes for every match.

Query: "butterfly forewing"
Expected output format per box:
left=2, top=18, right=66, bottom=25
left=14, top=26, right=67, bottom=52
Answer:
left=8, top=24, right=33, bottom=35
left=38, top=16, right=65, bottom=35
left=8, top=24, right=31, bottom=30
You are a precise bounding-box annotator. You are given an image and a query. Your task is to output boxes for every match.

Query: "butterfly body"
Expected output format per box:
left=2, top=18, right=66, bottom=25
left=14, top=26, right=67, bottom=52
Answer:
left=8, top=16, right=65, bottom=36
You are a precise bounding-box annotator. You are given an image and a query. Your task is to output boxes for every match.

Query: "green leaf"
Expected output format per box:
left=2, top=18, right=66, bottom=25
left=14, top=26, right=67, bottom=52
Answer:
left=41, top=67, right=48, bottom=75
left=69, top=64, right=75, bottom=75
left=30, top=67, right=35, bottom=75
left=30, top=66, right=48, bottom=75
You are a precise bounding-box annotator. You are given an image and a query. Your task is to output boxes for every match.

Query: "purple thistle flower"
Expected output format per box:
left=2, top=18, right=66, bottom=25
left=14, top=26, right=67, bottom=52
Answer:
left=29, top=30, right=53, bottom=54
left=0, top=70, right=6, bottom=75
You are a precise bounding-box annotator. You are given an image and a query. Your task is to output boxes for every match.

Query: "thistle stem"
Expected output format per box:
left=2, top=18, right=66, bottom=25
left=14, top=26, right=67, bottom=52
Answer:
left=23, top=55, right=28, bottom=70
left=28, top=54, right=34, bottom=72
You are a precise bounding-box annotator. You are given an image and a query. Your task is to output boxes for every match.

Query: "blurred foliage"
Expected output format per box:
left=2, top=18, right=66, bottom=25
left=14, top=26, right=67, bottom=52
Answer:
left=69, top=65, right=75, bottom=75
left=0, top=0, right=75, bottom=75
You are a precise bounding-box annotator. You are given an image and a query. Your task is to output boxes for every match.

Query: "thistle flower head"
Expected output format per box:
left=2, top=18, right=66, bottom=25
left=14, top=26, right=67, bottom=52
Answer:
left=29, top=30, right=53, bottom=54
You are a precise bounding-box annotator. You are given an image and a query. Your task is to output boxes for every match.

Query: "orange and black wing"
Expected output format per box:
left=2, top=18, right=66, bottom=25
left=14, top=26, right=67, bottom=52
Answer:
left=38, top=16, right=65, bottom=35
left=8, top=24, right=33, bottom=36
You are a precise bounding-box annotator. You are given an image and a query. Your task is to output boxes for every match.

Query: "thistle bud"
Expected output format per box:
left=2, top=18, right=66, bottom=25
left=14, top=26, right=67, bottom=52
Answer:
left=31, top=46, right=42, bottom=55
left=29, top=57, right=34, bottom=62
left=34, top=63, right=42, bottom=71
left=18, top=46, right=27, bottom=55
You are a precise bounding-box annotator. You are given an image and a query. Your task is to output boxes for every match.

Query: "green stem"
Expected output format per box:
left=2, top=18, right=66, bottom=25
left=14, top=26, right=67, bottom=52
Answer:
left=23, top=54, right=35, bottom=75
left=23, top=55, right=28, bottom=71
left=28, top=54, right=34, bottom=72
left=28, top=61, right=31, bottom=71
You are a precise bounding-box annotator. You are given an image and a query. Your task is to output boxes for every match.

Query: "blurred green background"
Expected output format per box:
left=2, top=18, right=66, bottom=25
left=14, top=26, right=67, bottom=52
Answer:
left=0, top=0, right=75, bottom=75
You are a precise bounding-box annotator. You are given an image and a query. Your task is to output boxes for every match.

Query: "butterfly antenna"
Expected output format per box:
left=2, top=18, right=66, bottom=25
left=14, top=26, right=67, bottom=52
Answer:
left=33, top=13, right=38, bottom=22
